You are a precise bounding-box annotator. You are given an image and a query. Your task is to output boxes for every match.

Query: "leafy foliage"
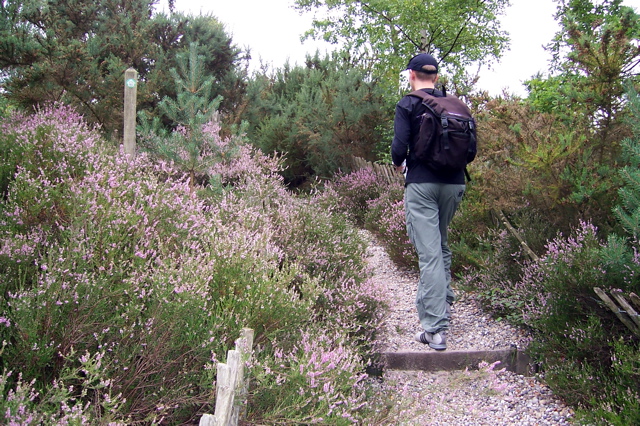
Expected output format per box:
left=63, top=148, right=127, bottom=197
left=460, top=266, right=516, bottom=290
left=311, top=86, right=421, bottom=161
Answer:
left=537, top=0, right=639, bottom=156
left=293, top=0, right=510, bottom=90
left=471, top=90, right=622, bottom=237
left=463, top=171, right=640, bottom=423
left=462, top=71, right=640, bottom=424
left=480, top=0, right=640, bottom=236
left=463, top=218, right=640, bottom=422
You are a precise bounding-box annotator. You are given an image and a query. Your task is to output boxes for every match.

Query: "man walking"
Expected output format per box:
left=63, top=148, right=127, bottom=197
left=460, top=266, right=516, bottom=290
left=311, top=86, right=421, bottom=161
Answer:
left=391, top=53, right=468, bottom=351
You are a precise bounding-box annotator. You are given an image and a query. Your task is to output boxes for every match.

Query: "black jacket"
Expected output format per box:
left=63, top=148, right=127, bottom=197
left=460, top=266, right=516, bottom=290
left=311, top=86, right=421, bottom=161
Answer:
left=391, top=88, right=465, bottom=185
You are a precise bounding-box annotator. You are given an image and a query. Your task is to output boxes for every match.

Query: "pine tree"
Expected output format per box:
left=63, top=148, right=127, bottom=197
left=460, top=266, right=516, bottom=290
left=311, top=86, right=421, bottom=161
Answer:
left=613, top=81, right=640, bottom=238
left=0, top=2, right=244, bottom=136
left=142, top=42, right=226, bottom=191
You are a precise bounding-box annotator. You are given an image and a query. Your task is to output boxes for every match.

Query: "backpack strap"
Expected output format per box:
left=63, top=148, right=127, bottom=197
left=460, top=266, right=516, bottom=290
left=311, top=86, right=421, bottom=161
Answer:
left=409, top=90, right=451, bottom=150
left=408, top=89, right=442, bottom=102
left=441, top=115, right=450, bottom=151
left=408, top=89, right=447, bottom=116
left=469, top=120, right=476, bottom=155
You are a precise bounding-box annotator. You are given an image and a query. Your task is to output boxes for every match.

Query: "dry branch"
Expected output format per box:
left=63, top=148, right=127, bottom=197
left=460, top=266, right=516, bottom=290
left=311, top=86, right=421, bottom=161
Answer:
left=495, top=210, right=539, bottom=262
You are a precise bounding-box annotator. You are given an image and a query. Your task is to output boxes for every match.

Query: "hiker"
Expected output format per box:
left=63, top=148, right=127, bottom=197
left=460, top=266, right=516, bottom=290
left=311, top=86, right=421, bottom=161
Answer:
left=391, top=53, right=473, bottom=351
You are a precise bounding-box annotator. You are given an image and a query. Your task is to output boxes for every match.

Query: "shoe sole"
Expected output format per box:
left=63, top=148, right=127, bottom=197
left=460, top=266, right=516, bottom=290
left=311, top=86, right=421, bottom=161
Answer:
left=415, top=332, right=447, bottom=351
left=428, top=342, right=447, bottom=351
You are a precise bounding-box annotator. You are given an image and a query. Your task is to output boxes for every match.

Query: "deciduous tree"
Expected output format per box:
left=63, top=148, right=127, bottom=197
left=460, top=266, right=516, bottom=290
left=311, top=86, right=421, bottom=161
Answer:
left=293, top=0, right=510, bottom=91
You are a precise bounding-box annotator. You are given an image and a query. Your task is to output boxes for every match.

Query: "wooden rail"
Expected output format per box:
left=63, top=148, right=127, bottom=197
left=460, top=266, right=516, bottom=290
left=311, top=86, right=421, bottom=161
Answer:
left=352, top=156, right=404, bottom=185
left=594, top=288, right=640, bottom=336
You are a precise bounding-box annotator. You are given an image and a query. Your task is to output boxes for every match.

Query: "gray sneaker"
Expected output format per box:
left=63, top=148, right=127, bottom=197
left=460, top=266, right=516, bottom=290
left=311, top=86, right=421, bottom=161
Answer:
left=414, top=331, right=447, bottom=351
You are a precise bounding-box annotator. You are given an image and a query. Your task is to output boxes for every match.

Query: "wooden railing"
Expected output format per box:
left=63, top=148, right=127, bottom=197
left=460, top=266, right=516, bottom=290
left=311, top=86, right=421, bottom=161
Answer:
left=351, top=156, right=404, bottom=185
left=594, top=288, right=640, bottom=336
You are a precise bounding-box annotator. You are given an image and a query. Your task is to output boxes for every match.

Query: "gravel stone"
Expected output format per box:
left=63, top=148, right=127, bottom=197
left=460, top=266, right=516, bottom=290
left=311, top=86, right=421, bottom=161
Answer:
left=362, top=231, right=575, bottom=425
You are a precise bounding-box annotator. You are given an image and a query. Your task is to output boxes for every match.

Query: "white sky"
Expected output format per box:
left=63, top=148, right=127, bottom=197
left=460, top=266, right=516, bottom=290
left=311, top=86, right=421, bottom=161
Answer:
left=156, top=0, right=640, bottom=97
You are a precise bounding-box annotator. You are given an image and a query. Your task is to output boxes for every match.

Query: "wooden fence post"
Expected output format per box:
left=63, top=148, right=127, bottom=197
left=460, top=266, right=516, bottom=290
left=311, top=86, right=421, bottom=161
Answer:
left=123, top=68, right=137, bottom=157
left=214, top=350, right=240, bottom=425
left=200, top=328, right=254, bottom=426
left=230, top=328, right=254, bottom=424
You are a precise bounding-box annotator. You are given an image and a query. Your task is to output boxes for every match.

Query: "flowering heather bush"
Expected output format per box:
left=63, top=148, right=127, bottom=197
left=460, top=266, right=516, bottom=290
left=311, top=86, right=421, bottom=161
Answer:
left=473, top=221, right=640, bottom=339
left=323, top=167, right=417, bottom=269
left=0, top=105, right=384, bottom=423
left=465, top=219, right=640, bottom=421
left=585, top=338, right=640, bottom=425
left=276, top=197, right=369, bottom=284
left=520, top=223, right=640, bottom=420
left=517, top=222, right=617, bottom=338
left=0, top=348, right=127, bottom=425
left=328, top=167, right=389, bottom=226
left=248, top=328, right=370, bottom=424
left=310, top=274, right=386, bottom=357
left=364, top=188, right=416, bottom=269
left=211, top=146, right=372, bottom=290
left=459, top=227, right=531, bottom=324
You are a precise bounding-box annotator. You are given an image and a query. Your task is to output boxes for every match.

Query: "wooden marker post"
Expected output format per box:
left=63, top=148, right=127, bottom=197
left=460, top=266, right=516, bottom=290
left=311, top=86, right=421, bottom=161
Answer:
left=123, top=68, right=138, bottom=157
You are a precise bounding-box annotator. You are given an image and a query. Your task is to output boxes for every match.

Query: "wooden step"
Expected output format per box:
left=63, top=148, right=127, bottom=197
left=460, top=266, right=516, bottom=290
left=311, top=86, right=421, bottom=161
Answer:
left=380, top=348, right=535, bottom=376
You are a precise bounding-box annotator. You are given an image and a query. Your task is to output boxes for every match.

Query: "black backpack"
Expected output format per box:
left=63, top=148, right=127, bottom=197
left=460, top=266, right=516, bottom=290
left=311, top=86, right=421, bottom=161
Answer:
left=409, top=90, right=477, bottom=179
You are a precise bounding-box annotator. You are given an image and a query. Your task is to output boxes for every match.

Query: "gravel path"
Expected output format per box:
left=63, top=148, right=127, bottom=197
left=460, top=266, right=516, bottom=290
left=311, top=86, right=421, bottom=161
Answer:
left=363, top=231, right=576, bottom=425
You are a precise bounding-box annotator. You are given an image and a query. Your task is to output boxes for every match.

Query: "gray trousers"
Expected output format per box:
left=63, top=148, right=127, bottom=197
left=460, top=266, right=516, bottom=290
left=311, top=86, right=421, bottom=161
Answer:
left=405, top=182, right=465, bottom=333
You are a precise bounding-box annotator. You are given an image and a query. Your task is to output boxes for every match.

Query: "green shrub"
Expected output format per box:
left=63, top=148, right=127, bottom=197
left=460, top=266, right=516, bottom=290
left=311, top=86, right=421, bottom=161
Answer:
left=243, top=54, right=390, bottom=186
left=549, top=337, right=640, bottom=426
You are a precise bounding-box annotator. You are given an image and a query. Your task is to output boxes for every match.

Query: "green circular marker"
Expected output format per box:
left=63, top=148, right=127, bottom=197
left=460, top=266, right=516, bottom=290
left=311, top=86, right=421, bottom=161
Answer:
left=126, top=78, right=136, bottom=88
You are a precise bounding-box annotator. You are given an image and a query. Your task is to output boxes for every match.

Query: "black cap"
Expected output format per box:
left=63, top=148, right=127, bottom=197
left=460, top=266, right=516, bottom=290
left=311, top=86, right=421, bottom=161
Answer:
left=406, top=53, right=439, bottom=74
